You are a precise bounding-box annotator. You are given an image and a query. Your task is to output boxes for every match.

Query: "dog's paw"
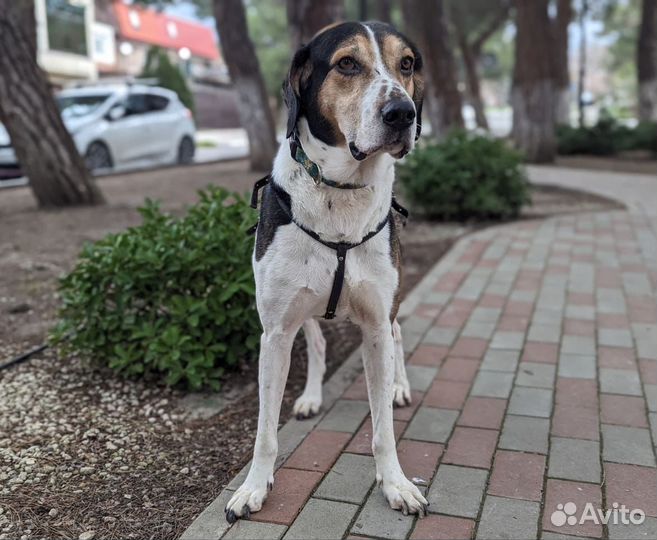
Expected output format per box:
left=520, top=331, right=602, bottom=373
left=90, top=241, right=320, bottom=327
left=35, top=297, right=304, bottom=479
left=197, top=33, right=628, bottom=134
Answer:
left=224, top=478, right=273, bottom=523
left=293, top=393, right=321, bottom=420
left=392, top=381, right=412, bottom=408
left=380, top=473, right=428, bottom=517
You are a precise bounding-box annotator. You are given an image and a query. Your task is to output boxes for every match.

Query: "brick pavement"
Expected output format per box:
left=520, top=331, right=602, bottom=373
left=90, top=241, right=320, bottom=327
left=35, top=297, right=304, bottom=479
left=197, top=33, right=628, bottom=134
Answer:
left=183, top=168, right=657, bottom=540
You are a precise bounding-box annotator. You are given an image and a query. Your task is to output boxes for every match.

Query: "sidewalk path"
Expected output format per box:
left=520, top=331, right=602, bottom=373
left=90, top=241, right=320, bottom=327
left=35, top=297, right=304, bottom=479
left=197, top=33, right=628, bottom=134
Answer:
left=183, top=167, right=657, bottom=540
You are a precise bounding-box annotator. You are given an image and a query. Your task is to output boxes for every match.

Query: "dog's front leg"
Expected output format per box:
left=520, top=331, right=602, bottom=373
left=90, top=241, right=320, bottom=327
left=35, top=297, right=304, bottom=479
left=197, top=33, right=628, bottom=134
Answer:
left=293, top=318, right=326, bottom=419
left=225, top=327, right=296, bottom=523
left=391, top=318, right=412, bottom=407
left=362, top=321, right=428, bottom=516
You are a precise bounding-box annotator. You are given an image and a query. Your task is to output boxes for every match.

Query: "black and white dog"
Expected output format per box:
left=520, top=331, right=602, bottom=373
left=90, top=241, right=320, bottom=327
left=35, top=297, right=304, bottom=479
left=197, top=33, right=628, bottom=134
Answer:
left=226, top=21, right=426, bottom=523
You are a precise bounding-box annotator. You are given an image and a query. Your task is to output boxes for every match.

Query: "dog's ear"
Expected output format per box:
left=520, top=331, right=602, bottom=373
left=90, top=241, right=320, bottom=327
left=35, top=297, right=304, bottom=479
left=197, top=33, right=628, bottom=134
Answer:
left=284, top=45, right=311, bottom=139
left=411, top=49, right=424, bottom=140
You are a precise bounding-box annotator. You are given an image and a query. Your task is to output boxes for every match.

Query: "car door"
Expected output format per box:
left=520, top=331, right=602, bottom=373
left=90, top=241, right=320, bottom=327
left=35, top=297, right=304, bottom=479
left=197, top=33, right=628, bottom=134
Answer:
left=103, top=93, right=156, bottom=164
left=143, top=93, right=178, bottom=159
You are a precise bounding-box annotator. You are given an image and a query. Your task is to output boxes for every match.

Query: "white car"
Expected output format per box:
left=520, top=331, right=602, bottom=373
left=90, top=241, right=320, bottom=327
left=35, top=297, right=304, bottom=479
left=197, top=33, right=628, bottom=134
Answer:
left=0, top=83, right=196, bottom=179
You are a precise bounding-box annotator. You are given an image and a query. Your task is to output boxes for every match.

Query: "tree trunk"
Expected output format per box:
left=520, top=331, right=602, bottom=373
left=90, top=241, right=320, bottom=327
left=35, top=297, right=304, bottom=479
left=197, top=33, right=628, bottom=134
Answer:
left=214, top=0, right=277, bottom=171
left=638, top=0, right=657, bottom=121
left=0, top=0, right=104, bottom=208
left=401, top=0, right=464, bottom=138
left=374, top=0, right=392, bottom=23
left=453, top=22, right=488, bottom=130
left=511, top=0, right=556, bottom=163
left=286, top=0, right=345, bottom=52
left=577, top=0, right=588, bottom=127
left=553, top=0, right=573, bottom=125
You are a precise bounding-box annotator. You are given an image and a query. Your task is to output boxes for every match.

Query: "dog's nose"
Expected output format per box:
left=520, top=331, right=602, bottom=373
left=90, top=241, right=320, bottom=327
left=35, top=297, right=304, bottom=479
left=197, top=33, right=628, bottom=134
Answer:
left=381, top=100, right=416, bottom=130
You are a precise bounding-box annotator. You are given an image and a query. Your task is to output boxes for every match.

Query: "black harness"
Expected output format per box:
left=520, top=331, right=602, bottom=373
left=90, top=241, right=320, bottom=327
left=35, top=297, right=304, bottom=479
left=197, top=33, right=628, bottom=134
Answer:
left=249, top=133, right=408, bottom=320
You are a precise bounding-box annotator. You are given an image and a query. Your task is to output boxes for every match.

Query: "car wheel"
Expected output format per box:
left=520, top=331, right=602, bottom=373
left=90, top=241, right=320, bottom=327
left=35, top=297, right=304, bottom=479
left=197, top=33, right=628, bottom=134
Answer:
left=178, top=136, right=195, bottom=165
left=85, top=142, right=113, bottom=172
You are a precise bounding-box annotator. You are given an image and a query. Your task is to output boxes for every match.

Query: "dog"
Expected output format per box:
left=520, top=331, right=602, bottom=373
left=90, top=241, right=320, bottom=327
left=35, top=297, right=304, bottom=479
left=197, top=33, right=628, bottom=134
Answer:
left=225, top=21, right=426, bottom=523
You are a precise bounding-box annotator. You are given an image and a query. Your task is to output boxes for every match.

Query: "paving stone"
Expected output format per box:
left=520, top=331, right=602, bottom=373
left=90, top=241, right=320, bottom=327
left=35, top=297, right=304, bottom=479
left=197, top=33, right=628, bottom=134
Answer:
left=516, top=362, right=556, bottom=389
left=461, top=321, right=496, bottom=339
left=393, top=390, right=423, bottom=422
left=314, top=454, right=375, bottom=504
left=252, top=468, right=323, bottom=525
left=541, top=533, right=596, bottom=540
left=225, top=521, right=288, bottom=540
left=410, top=515, right=474, bottom=540
left=604, top=463, right=657, bottom=518
left=645, top=384, right=657, bottom=412
left=471, top=371, right=514, bottom=398
left=342, top=375, right=369, bottom=401
left=481, top=349, right=520, bottom=372
left=608, top=517, right=657, bottom=539
left=404, top=407, right=459, bottom=443
left=555, top=378, right=599, bottom=409
left=397, top=439, right=443, bottom=484
left=405, top=365, right=439, bottom=392
left=499, top=415, right=550, bottom=453
left=458, top=397, right=507, bottom=430
left=408, top=344, right=448, bottom=367
left=543, top=479, right=603, bottom=538
left=490, top=331, right=525, bottom=350
left=476, top=496, right=539, bottom=540
left=427, top=465, right=487, bottom=518
left=558, top=354, right=597, bottom=379
left=561, top=335, right=596, bottom=356
left=599, top=328, right=634, bottom=348
left=436, top=357, right=480, bottom=382
left=565, top=305, right=596, bottom=320
left=449, top=337, right=488, bottom=358
left=470, top=307, right=502, bottom=322
left=423, top=379, right=470, bottom=410
left=527, top=324, right=562, bottom=343
left=649, top=412, right=657, bottom=445
left=508, top=386, right=553, bottom=417
left=599, top=368, right=642, bottom=396
left=600, top=395, right=649, bottom=427
left=602, top=425, right=656, bottom=467
left=317, top=400, right=370, bottom=433
left=442, top=427, right=498, bottom=469
left=522, top=342, right=559, bottom=364
left=552, top=404, right=599, bottom=440
left=488, top=450, right=545, bottom=501
left=423, top=327, right=459, bottom=346
left=180, top=488, right=235, bottom=540
left=351, top=490, right=414, bottom=540
left=346, top=418, right=406, bottom=455
left=284, top=430, right=352, bottom=472
left=548, top=437, right=601, bottom=483
left=283, top=498, right=358, bottom=540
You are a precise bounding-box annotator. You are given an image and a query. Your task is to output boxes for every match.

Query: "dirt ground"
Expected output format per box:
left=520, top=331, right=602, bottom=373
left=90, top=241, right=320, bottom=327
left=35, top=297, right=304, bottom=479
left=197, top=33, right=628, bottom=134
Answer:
left=0, top=161, right=622, bottom=540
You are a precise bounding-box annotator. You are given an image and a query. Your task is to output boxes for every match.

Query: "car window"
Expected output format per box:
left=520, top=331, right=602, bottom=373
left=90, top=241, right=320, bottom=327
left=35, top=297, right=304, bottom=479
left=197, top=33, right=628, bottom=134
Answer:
left=147, top=94, right=169, bottom=112
left=124, top=93, right=149, bottom=116
left=57, top=94, right=111, bottom=119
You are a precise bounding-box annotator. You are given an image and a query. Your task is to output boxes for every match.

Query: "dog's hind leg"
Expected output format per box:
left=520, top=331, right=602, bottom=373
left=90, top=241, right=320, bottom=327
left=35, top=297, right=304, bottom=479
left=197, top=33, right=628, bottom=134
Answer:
left=225, top=325, right=298, bottom=523
left=361, top=320, right=428, bottom=516
left=391, top=318, right=411, bottom=407
left=293, top=318, right=326, bottom=420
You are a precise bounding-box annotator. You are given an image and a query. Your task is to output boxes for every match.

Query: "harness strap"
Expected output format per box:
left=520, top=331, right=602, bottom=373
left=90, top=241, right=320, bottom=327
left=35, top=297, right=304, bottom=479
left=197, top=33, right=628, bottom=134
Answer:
left=269, top=182, right=390, bottom=319
left=248, top=176, right=409, bottom=320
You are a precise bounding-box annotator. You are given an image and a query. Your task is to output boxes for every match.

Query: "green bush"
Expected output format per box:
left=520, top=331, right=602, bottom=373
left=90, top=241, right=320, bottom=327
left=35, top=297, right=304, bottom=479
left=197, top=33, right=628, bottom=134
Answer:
left=557, top=114, right=657, bottom=156
left=50, top=187, right=260, bottom=390
left=397, top=131, right=530, bottom=221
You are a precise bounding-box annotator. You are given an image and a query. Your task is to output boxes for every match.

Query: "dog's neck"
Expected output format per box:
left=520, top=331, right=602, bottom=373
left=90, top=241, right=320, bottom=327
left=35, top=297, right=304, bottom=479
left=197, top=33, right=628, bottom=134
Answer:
left=272, top=119, right=396, bottom=244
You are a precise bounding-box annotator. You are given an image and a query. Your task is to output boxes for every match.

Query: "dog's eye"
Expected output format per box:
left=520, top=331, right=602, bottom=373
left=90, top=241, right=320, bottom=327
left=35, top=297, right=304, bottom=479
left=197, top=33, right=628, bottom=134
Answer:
left=400, top=56, right=414, bottom=74
left=337, top=56, right=359, bottom=74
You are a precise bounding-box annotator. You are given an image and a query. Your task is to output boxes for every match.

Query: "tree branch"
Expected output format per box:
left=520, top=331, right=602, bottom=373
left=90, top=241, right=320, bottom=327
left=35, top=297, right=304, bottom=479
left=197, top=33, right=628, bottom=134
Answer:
left=472, top=0, right=512, bottom=53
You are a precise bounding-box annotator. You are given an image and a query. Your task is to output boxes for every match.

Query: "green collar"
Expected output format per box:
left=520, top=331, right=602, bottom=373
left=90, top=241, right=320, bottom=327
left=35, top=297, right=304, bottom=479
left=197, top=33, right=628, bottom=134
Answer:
left=289, top=132, right=369, bottom=190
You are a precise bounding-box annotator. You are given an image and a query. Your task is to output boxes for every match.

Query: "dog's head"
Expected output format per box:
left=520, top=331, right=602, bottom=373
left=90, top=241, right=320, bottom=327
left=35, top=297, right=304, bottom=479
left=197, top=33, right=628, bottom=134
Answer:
left=284, top=21, right=424, bottom=161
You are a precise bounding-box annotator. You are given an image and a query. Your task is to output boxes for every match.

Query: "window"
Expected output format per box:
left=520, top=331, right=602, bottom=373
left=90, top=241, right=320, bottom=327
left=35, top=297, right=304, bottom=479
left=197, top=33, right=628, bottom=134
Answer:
left=57, top=94, right=111, bottom=119
left=46, top=0, right=88, bottom=56
left=124, top=94, right=150, bottom=116
left=147, top=94, right=170, bottom=112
